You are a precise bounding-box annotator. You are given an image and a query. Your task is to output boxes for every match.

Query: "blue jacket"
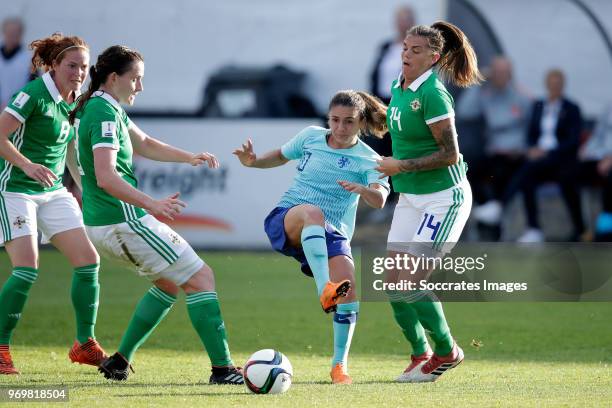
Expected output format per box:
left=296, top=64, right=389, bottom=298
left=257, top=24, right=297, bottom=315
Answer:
left=527, top=97, right=583, bottom=159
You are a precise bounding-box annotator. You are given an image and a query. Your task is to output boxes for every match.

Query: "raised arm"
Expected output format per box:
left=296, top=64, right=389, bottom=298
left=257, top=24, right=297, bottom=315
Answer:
left=93, top=147, right=185, bottom=220
left=0, top=111, right=57, bottom=187
left=375, top=117, right=459, bottom=176
left=233, top=139, right=289, bottom=169
left=128, top=121, right=219, bottom=168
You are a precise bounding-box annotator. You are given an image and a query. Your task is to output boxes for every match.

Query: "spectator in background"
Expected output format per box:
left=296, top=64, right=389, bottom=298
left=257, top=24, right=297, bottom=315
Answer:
left=366, top=5, right=415, bottom=221
left=0, top=18, right=32, bottom=109
left=579, top=103, right=612, bottom=241
left=370, top=5, right=416, bottom=104
left=457, top=56, right=531, bottom=239
left=506, top=69, right=583, bottom=242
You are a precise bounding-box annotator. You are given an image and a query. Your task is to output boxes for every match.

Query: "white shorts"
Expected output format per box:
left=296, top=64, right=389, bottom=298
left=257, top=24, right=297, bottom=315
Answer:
left=387, top=179, right=472, bottom=257
left=86, top=214, right=204, bottom=285
left=0, top=188, right=84, bottom=246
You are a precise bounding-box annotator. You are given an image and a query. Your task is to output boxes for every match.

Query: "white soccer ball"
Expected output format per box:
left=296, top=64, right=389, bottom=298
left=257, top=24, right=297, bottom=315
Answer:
left=244, top=349, right=293, bottom=394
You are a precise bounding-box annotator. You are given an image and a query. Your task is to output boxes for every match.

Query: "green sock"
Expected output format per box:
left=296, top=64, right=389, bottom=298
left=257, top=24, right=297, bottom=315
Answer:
left=389, top=298, right=429, bottom=356
left=186, top=292, right=232, bottom=367
left=71, top=264, right=100, bottom=343
left=0, top=267, right=38, bottom=344
left=412, top=292, right=453, bottom=356
left=118, top=287, right=176, bottom=362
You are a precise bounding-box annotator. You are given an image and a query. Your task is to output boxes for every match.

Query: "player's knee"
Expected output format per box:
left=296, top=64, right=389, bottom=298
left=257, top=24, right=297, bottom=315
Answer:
left=6, top=236, right=39, bottom=268
left=154, top=279, right=180, bottom=297
left=11, top=255, right=39, bottom=269
left=82, top=246, right=100, bottom=266
left=181, top=264, right=215, bottom=293
left=302, top=205, right=325, bottom=225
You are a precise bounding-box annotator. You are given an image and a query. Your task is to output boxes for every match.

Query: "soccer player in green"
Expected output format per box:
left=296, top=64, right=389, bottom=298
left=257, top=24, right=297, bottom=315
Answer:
left=375, top=22, right=482, bottom=382
left=0, top=33, right=108, bottom=374
left=69, top=45, right=242, bottom=384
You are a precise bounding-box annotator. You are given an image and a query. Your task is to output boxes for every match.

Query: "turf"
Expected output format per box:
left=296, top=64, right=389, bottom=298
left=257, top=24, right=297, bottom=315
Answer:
left=0, top=250, right=610, bottom=407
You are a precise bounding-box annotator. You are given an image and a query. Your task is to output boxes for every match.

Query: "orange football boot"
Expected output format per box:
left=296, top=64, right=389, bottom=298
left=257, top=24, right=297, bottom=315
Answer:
left=68, top=337, right=108, bottom=367
left=0, top=347, right=19, bottom=375
left=330, top=363, right=352, bottom=384
left=320, top=280, right=351, bottom=313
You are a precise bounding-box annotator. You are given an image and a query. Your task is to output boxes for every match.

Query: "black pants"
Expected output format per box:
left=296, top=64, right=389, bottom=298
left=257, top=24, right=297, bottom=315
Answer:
left=503, top=155, right=584, bottom=235
left=578, top=160, right=612, bottom=213
left=467, top=153, right=525, bottom=205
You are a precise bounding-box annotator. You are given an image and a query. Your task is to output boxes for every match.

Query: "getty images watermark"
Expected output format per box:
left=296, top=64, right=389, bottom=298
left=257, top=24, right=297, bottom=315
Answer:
left=360, top=242, right=612, bottom=302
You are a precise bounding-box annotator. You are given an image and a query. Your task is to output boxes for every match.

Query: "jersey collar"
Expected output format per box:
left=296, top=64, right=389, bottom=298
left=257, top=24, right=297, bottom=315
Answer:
left=92, top=90, right=122, bottom=111
left=42, top=71, right=82, bottom=104
left=42, top=72, right=63, bottom=103
left=393, top=69, right=433, bottom=92
left=407, top=69, right=433, bottom=92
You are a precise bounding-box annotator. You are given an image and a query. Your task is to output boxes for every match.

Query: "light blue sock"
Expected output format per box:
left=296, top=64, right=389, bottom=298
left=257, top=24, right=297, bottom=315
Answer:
left=332, top=301, right=359, bottom=367
left=596, top=212, right=612, bottom=233
left=301, top=225, right=329, bottom=295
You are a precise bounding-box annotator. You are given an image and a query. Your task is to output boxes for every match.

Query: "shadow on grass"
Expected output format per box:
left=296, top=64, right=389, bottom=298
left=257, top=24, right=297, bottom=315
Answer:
left=292, top=380, right=396, bottom=385
left=114, top=391, right=249, bottom=397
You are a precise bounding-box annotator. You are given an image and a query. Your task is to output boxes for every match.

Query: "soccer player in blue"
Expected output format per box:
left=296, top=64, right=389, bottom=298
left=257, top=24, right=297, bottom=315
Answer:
left=234, top=90, right=389, bottom=384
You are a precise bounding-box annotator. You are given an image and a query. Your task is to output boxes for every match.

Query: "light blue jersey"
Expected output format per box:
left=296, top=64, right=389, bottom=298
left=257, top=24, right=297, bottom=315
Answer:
left=278, top=126, right=389, bottom=240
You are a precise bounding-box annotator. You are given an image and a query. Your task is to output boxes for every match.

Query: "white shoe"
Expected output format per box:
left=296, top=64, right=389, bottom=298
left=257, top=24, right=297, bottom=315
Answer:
left=397, top=342, right=464, bottom=383
left=517, top=228, right=545, bottom=243
left=472, top=200, right=502, bottom=225
left=396, top=348, right=433, bottom=383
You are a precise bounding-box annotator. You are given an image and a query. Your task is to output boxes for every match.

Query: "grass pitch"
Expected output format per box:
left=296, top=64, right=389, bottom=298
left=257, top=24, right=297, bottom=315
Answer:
left=0, top=250, right=610, bottom=407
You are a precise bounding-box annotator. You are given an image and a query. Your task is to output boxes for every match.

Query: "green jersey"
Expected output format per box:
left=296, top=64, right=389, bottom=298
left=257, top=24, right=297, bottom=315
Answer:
left=387, top=69, right=467, bottom=194
left=0, top=72, right=76, bottom=194
left=76, top=91, right=146, bottom=226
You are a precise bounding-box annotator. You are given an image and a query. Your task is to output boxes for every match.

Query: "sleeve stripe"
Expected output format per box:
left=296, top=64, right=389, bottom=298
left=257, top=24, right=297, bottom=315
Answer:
left=92, top=143, right=119, bottom=150
left=425, top=112, right=455, bottom=125
left=4, top=108, right=25, bottom=123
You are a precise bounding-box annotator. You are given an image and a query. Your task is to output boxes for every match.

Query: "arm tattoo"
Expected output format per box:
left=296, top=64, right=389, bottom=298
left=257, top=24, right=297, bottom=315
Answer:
left=398, top=123, right=459, bottom=172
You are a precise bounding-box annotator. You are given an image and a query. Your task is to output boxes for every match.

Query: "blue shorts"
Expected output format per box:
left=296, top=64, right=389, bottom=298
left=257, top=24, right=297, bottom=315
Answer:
left=264, top=206, right=352, bottom=277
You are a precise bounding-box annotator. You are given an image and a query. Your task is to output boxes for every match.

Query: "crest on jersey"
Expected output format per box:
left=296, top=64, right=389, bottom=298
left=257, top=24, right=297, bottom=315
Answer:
left=169, top=233, right=182, bottom=245
left=410, top=99, right=421, bottom=112
left=11, top=92, right=30, bottom=109
left=337, top=157, right=350, bottom=168
left=13, top=216, right=28, bottom=229
left=101, top=121, right=117, bottom=139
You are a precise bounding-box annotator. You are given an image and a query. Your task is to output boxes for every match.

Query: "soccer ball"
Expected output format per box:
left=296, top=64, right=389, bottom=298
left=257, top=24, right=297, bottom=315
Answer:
left=244, top=349, right=293, bottom=394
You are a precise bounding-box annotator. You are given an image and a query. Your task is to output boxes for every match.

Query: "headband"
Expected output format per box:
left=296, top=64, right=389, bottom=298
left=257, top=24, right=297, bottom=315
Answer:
left=55, top=45, right=87, bottom=59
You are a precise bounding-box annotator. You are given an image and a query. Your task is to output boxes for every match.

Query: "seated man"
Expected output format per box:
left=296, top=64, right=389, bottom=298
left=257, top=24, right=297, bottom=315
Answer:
left=579, top=102, right=612, bottom=241
left=506, top=69, right=583, bottom=242
left=457, top=56, right=531, bottom=239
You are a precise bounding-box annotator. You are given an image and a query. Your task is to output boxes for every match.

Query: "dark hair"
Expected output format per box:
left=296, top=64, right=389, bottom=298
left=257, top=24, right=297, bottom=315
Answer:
left=407, top=21, right=483, bottom=87
left=328, top=90, right=388, bottom=138
left=29, top=32, right=88, bottom=73
left=69, top=45, right=144, bottom=124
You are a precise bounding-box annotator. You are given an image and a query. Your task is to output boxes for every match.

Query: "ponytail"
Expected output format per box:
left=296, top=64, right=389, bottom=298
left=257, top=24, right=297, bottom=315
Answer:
left=69, top=65, right=100, bottom=125
left=431, top=21, right=483, bottom=87
left=356, top=91, right=388, bottom=138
